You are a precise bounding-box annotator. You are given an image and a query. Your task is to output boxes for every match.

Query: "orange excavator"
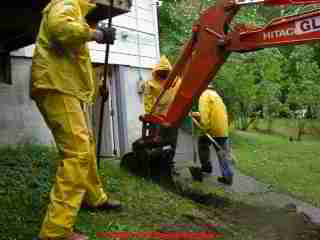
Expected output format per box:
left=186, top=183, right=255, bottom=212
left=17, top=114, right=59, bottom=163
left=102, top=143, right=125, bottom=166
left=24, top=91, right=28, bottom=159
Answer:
left=121, top=0, right=320, bottom=179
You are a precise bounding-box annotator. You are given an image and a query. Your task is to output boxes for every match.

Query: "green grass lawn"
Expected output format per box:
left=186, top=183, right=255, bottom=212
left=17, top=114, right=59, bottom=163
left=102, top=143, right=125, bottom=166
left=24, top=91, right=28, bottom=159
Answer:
left=0, top=144, right=246, bottom=240
left=252, top=118, right=320, bottom=141
left=231, top=126, right=320, bottom=207
left=1, top=142, right=319, bottom=240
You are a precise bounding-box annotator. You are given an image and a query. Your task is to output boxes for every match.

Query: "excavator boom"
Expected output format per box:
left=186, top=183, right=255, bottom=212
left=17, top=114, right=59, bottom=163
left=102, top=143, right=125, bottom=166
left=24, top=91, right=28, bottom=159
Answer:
left=143, top=1, right=240, bottom=126
left=228, top=9, right=320, bottom=52
left=144, top=0, right=320, bottom=127
left=237, top=0, right=320, bottom=5
left=121, top=0, right=320, bottom=180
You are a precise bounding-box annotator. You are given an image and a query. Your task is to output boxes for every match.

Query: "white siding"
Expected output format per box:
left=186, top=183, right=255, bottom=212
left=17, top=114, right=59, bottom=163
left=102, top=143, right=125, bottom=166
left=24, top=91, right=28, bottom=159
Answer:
left=11, top=0, right=160, bottom=69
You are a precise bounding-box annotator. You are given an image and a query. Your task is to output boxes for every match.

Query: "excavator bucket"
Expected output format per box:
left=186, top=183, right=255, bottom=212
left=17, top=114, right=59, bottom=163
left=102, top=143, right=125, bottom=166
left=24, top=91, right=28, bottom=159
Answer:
left=120, top=122, right=177, bottom=182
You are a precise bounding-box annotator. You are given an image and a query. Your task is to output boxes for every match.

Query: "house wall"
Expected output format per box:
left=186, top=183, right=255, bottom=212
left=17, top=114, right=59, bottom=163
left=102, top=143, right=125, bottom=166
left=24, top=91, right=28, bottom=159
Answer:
left=0, top=0, right=159, bottom=153
left=11, top=0, right=160, bottom=68
left=116, top=65, right=151, bottom=154
left=0, top=57, right=53, bottom=146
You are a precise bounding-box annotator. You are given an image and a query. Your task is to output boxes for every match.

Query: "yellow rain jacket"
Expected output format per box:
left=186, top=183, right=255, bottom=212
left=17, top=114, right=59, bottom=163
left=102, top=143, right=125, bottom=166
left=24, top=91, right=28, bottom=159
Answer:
left=144, top=56, right=181, bottom=115
left=31, top=0, right=97, bottom=102
left=31, top=1, right=109, bottom=239
left=198, top=89, right=229, bottom=137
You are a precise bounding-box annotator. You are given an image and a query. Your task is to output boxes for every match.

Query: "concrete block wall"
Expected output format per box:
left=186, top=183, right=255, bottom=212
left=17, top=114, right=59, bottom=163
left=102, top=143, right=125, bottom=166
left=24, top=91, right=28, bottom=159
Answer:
left=0, top=57, right=53, bottom=146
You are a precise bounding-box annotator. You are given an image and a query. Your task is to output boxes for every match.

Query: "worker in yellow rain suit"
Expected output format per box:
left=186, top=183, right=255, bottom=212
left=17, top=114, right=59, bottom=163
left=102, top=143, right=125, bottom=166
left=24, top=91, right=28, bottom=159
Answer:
left=31, top=1, right=121, bottom=239
left=144, top=56, right=180, bottom=115
left=143, top=56, right=181, bottom=176
left=192, top=86, right=233, bottom=185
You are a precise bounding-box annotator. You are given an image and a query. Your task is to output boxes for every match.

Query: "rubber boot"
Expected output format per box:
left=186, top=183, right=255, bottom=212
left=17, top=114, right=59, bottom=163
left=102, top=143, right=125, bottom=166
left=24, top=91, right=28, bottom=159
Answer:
left=198, top=136, right=213, bottom=173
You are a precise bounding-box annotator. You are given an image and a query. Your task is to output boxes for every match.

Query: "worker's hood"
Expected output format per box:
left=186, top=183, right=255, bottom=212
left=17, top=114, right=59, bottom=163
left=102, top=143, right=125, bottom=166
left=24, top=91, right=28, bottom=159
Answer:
left=43, top=0, right=96, bottom=17
left=152, top=55, right=172, bottom=78
left=148, top=56, right=173, bottom=90
left=78, top=0, right=96, bottom=16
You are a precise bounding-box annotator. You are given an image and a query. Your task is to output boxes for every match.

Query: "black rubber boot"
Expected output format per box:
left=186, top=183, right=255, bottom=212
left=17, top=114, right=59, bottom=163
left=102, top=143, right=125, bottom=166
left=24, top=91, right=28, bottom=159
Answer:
left=217, top=176, right=233, bottom=185
left=189, top=166, right=203, bottom=182
left=198, top=136, right=213, bottom=173
left=160, top=126, right=179, bottom=178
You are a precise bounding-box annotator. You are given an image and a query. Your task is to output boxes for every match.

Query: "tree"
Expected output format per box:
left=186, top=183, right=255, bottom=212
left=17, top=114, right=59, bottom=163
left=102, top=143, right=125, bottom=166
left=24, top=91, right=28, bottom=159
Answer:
left=255, top=49, right=284, bottom=131
left=216, top=55, right=258, bottom=130
left=158, top=0, right=320, bottom=136
left=158, top=0, right=204, bottom=61
left=286, top=45, right=320, bottom=140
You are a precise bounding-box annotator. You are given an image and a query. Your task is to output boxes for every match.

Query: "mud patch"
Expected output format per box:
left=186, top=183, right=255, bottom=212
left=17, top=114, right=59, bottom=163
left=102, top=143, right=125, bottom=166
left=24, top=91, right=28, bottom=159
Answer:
left=166, top=179, right=320, bottom=240
left=205, top=200, right=320, bottom=240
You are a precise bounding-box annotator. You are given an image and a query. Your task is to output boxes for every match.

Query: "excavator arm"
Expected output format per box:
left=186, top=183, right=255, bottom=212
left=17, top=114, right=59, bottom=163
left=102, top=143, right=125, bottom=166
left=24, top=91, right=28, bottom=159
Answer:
left=121, top=0, right=320, bottom=180
left=143, top=0, right=320, bottom=128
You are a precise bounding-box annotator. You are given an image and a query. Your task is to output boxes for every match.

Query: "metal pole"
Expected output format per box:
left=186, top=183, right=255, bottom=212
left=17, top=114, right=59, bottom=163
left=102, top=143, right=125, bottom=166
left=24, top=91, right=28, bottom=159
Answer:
left=109, top=69, right=117, bottom=156
left=97, top=0, right=114, bottom=169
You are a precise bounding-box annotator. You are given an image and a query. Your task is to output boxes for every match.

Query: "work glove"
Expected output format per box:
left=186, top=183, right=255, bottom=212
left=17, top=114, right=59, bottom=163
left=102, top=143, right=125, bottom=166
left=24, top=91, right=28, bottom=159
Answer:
left=95, top=26, right=116, bottom=45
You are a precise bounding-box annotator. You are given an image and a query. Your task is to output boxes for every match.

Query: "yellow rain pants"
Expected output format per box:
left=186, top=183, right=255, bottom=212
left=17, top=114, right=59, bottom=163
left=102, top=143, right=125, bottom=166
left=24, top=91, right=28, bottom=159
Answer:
left=198, top=89, right=229, bottom=137
left=34, top=92, right=108, bottom=239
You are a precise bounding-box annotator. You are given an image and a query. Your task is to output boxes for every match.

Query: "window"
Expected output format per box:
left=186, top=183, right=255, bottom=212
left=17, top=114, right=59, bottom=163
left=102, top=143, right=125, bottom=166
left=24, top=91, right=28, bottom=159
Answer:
left=0, top=52, right=11, bottom=84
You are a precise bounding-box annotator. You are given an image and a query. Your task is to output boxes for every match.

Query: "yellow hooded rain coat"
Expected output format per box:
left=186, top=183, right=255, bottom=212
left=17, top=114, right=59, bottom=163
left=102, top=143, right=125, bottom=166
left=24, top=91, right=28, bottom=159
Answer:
left=198, top=89, right=229, bottom=137
left=31, top=1, right=108, bottom=238
left=144, top=56, right=181, bottom=115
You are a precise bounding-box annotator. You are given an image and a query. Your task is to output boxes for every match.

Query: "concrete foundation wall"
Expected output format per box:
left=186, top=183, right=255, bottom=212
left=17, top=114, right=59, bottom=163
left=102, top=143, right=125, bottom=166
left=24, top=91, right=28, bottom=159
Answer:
left=0, top=58, right=117, bottom=156
left=0, top=57, right=152, bottom=158
left=0, top=57, right=53, bottom=146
